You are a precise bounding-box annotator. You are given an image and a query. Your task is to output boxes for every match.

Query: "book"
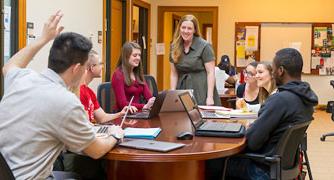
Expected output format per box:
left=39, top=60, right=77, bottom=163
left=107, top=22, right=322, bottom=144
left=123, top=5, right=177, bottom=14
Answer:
left=124, top=127, right=162, bottom=139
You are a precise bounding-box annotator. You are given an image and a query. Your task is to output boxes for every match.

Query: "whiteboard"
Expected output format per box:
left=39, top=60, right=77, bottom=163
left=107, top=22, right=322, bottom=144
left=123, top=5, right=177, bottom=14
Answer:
left=260, top=23, right=312, bottom=73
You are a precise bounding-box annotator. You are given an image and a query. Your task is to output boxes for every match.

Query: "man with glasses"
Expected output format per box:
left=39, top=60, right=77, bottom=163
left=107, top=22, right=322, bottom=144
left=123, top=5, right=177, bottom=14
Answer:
left=80, top=50, right=130, bottom=124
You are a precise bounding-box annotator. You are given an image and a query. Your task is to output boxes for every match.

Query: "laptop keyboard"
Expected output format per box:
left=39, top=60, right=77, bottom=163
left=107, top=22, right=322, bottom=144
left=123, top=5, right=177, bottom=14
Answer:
left=201, top=111, right=219, bottom=118
left=200, top=122, right=241, bottom=132
left=93, top=126, right=109, bottom=134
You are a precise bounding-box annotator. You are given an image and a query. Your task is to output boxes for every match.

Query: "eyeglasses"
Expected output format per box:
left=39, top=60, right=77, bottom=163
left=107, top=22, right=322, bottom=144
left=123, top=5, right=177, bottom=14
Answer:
left=92, top=62, right=104, bottom=67
left=243, top=70, right=255, bottom=77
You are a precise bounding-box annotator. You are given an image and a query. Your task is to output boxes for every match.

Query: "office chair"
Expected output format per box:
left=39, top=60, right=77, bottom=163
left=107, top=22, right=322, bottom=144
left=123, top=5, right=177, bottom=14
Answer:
left=301, top=133, right=313, bottom=180
left=0, top=152, right=15, bottom=180
left=97, top=82, right=116, bottom=113
left=231, top=121, right=311, bottom=180
left=144, top=75, right=158, bottom=97
left=320, top=80, right=334, bottom=141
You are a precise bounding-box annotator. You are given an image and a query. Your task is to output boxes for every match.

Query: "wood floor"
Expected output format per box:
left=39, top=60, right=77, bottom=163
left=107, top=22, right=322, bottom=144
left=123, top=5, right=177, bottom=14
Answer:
left=306, top=110, right=334, bottom=180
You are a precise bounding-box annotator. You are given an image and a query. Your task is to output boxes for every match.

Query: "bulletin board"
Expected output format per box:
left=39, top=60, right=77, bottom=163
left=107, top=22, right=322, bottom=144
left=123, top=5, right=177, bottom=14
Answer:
left=235, top=22, right=334, bottom=75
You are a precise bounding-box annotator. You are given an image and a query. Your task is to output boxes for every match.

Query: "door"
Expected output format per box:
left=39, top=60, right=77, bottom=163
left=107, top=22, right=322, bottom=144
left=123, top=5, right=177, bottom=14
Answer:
left=1, top=0, right=20, bottom=99
left=132, top=0, right=150, bottom=74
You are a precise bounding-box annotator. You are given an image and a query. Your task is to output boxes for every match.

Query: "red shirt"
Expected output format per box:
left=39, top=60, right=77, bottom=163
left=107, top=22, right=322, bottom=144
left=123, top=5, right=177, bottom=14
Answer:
left=80, top=84, right=100, bottom=122
left=111, top=68, right=152, bottom=111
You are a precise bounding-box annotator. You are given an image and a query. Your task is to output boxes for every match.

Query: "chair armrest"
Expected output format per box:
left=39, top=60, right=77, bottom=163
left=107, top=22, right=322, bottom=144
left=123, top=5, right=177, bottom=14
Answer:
left=238, top=153, right=280, bottom=163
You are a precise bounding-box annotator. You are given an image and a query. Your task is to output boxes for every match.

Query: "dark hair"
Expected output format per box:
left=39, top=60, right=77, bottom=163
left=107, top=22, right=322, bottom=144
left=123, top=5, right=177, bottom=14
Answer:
left=273, top=48, right=303, bottom=78
left=248, top=61, right=258, bottom=68
left=116, top=42, right=144, bottom=86
left=48, top=32, right=92, bottom=73
left=218, top=55, right=231, bottom=72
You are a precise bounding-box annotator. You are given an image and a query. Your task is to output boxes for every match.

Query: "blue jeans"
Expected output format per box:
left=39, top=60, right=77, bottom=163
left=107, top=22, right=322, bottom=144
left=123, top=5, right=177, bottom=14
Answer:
left=225, top=157, right=270, bottom=180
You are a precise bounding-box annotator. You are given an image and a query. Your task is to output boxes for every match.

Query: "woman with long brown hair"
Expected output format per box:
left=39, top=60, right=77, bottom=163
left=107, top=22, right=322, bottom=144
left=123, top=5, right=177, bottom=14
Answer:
left=170, top=14, right=220, bottom=105
left=112, top=42, right=155, bottom=112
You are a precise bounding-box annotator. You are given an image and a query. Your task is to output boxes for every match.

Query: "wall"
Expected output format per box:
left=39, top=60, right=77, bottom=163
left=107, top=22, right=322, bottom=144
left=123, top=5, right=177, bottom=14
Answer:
left=151, top=0, right=334, bottom=104
left=26, top=0, right=103, bottom=92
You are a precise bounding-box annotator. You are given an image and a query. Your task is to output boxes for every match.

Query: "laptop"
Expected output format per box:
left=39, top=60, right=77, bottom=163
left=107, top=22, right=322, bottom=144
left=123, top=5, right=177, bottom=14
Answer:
left=127, top=91, right=167, bottom=119
left=119, top=139, right=185, bottom=152
left=178, top=92, right=245, bottom=137
left=160, top=89, right=194, bottom=112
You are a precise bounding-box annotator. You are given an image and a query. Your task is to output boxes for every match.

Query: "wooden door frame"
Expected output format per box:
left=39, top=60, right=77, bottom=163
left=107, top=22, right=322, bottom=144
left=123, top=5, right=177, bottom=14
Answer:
left=1, top=0, right=25, bottom=99
left=157, top=6, right=218, bottom=90
left=132, top=0, right=151, bottom=74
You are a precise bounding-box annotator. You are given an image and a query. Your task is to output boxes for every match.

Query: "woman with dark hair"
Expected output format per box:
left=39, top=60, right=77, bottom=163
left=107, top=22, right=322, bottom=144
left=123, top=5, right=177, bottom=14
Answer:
left=112, top=42, right=155, bottom=112
left=170, top=14, right=220, bottom=105
left=236, top=61, right=260, bottom=112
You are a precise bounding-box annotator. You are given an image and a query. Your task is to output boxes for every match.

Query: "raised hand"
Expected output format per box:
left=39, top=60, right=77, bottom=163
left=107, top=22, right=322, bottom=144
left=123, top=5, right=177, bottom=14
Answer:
left=40, top=10, right=64, bottom=43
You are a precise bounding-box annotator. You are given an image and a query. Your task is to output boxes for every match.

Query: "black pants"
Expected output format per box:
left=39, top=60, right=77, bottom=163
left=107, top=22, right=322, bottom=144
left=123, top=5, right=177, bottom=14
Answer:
left=61, top=152, right=106, bottom=180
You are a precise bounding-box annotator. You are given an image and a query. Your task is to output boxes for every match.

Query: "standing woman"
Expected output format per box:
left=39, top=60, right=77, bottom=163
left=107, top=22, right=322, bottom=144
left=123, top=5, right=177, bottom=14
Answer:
left=112, top=42, right=155, bottom=112
left=170, top=14, right=220, bottom=105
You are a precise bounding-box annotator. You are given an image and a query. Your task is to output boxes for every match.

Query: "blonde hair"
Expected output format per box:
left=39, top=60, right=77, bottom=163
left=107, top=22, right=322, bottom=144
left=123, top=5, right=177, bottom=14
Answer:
left=116, top=42, right=144, bottom=86
left=258, top=62, right=277, bottom=104
left=171, top=14, right=202, bottom=63
left=87, top=49, right=99, bottom=67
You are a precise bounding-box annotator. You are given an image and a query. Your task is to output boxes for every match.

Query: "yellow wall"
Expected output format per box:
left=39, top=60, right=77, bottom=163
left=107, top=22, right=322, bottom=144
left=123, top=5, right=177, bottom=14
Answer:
left=150, top=0, right=334, bottom=104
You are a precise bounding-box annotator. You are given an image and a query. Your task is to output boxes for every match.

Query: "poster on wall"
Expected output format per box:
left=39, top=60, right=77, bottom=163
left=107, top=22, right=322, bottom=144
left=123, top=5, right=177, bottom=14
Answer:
left=314, top=27, right=327, bottom=47
left=311, top=26, right=334, bottom=75
left=245, top=26, right=259, bottom=51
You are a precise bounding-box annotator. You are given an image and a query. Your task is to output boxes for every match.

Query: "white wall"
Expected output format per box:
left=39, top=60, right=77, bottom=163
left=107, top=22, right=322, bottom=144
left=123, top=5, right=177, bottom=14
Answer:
left=26, top=0, right=103, bottom=93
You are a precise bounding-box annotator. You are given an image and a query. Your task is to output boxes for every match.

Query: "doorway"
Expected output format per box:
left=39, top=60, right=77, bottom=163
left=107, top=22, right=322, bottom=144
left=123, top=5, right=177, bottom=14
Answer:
left=1, top=0, right=24, bottom=99
left=157, top=6, right=218, bottom=90
left=104, top=0, right=127, bottom=82
left=132, top=0, right=150, bottom=74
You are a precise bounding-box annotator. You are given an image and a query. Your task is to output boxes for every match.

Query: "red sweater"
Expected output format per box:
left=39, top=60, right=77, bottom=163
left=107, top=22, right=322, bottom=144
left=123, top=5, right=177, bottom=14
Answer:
left=111, top=68, right=152, bottom=111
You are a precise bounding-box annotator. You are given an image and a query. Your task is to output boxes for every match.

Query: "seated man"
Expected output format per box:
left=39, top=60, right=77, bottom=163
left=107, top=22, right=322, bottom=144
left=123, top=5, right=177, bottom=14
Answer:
left=80, top=50, right=135, bottom=123
left=225, top=48, right=318, bottom=179
left=0, top=11, right=123, bottom=179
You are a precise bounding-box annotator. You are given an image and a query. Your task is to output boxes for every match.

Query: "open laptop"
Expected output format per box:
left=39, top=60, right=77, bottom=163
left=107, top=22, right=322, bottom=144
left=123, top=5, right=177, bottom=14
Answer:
left=127, top=91, right=167, bottom=119
left=160, top=89, right=194, bottom=112
left=119, top=139, right=185, bottom=152
left=178, top=91, right=245, bottom=137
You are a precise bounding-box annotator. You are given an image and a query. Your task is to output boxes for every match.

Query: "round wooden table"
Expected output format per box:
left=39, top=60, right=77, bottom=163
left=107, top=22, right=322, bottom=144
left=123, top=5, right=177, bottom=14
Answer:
left=105, top=112, right=246, bottom=180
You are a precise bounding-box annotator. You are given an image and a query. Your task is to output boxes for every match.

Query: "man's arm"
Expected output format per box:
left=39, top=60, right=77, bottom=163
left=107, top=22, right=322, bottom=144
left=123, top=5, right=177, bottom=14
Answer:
left=2, top=11, right=64, bottom=75
left=83, top=136, right=118, bottom=159
left=94, top=108, right=122, bottom=124
left=83, top=125, right=124, bottom=159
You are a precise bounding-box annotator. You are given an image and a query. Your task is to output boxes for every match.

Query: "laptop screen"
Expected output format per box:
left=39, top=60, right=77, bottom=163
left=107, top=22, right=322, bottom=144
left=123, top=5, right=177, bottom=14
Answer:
left=178, top=92, right=203, bottom=128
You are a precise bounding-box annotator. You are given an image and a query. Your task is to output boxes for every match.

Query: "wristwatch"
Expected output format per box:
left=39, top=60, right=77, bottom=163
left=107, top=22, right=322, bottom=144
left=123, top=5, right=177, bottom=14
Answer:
left=110, top=134, right=121, bottom=144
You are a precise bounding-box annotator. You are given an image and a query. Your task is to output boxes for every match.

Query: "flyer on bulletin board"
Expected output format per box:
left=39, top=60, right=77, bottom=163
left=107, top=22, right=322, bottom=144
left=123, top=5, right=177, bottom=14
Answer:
left=245, top=26, right=259, bottom=51
left=314, top=27, right=327, bottom=47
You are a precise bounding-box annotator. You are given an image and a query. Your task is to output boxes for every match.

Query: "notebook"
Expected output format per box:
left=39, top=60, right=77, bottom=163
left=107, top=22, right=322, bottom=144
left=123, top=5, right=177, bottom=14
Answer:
left=127, top=91, right=167, bottom=119
left=119, top=139, right=185, bottom=152
left=178, top=91, right=245, bottom=138
left=124, top=127, right=162, bottom=139
left=160, top=89, right=194, bottom=112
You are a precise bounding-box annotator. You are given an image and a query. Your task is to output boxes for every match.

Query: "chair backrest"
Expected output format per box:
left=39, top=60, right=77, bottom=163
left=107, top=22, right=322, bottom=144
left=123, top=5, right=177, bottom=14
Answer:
left=274, top=120, right=311, bottom=170
left=97, top=82, right=116, bottom=113
left=144, top=75, right=158, bottom=97
left=0, top=152, right=15, bottom=180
